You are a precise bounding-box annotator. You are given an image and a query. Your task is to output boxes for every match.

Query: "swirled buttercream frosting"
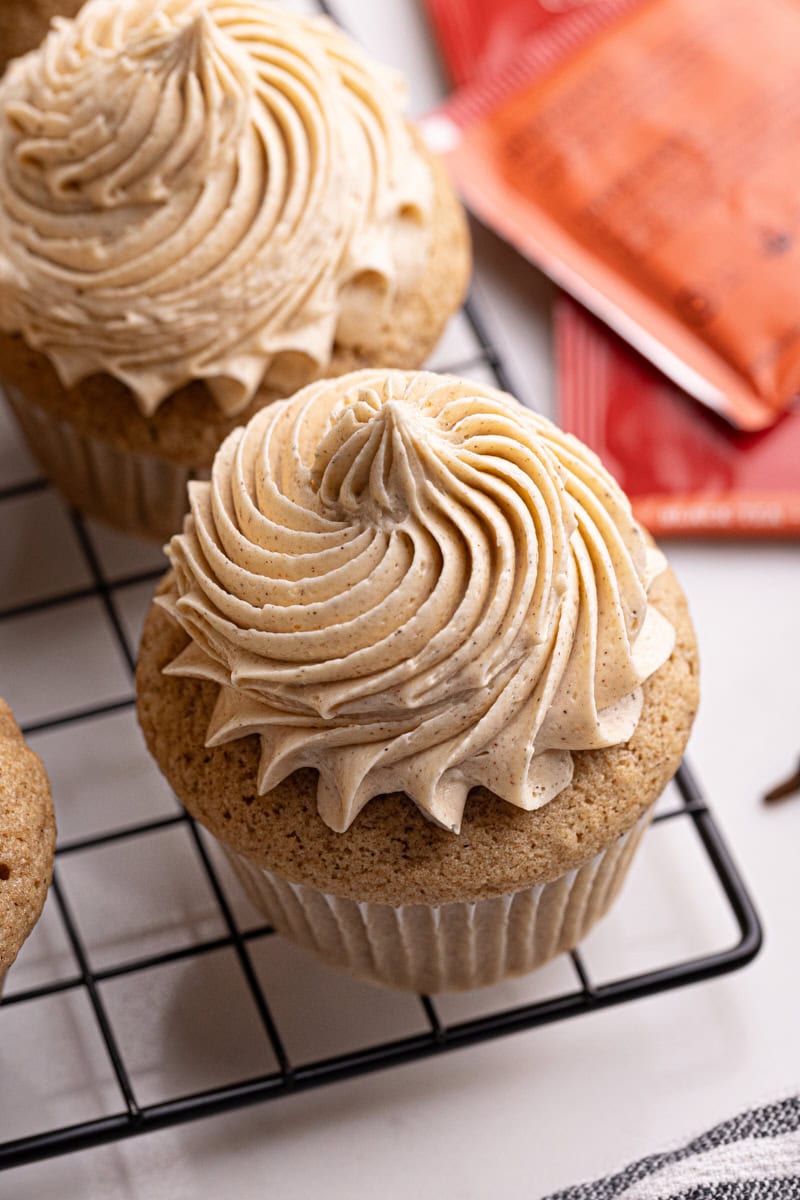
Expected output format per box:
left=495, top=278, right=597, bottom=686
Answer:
left=0, top=1, right=432, bottom=416
left=160, top=369, right=675, bottom=834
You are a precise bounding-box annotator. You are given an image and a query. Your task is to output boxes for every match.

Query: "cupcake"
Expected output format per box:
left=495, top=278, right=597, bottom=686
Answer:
left=136, top=369, right=699, bottom=992
left=0, top=1, right=470, bottom=540
left=0, top=700, right=56, bottom=991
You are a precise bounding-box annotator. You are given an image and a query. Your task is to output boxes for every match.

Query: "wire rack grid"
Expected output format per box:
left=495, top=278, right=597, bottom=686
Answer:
left=0, top=0, right=761, bottom=1172
left=0, top=292, right=762, bottom=1173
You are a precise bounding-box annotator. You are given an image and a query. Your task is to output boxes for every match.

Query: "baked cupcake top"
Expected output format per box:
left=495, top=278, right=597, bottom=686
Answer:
left=160, top=369, right=674, bottom=833
left=0, top=0, right=432, bottom=416
left=0, top=699, right=56, bottom=976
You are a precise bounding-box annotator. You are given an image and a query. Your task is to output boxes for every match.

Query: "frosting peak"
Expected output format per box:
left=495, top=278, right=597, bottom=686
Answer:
left=0, top=1, right=433, bottom=415
left=312, top=387, right=439, bottom=524
left=161, top=370, right=675, bottom=834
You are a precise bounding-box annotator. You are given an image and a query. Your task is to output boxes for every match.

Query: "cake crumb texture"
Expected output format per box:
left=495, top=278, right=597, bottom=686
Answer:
left=136, top=567, right=699, bottom=907
left=0, top=699, right=56, bottom=974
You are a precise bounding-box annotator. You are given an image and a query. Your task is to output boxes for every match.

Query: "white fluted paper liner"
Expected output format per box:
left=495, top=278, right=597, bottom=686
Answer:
left=222, top=807, right=653, bottom=992
left=4, top=386, right=201, bottom=540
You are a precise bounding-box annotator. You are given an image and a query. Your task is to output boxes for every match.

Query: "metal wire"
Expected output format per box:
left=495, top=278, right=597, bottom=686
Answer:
left=0, top=1, right=762, bottom=1163
left=0, top=311, right=764, bottom=1174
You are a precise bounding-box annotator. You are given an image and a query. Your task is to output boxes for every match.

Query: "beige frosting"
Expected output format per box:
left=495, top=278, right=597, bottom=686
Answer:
left=0, top=0, right=432, bottom=416
left=160, top=369, right=675, bottom=834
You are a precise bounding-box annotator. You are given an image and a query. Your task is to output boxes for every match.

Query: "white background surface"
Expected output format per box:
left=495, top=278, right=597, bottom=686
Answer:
left=2, top=1, right=800, bottom=1196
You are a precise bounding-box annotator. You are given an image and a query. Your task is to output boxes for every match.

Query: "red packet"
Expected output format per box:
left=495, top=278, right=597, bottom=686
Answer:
left=422, top=0, right=800, bottom=431
left=557, top=296, right=800, bottom=537
left=424, top=0, right=589, bottom=89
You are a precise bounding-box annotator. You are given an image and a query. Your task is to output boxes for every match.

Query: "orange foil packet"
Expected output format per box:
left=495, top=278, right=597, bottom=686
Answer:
left=422, top=0, right=800, bottom=430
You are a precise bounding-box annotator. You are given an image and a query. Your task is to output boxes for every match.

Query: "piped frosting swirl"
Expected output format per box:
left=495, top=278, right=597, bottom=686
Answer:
left=0, top=0, right=432, bottom=416
left=161, top=370, right=675, bottom=833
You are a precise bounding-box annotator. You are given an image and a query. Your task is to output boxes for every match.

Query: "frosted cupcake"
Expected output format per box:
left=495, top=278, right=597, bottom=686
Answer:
left=0, top=1, right=470, bottom=539
left=136, top=369, right=698, bottom=992
left=0, top=700, right=56, bottom=992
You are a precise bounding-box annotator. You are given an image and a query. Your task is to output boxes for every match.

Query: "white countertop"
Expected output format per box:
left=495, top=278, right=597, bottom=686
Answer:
left=1, top=2, right=799, bottom=1196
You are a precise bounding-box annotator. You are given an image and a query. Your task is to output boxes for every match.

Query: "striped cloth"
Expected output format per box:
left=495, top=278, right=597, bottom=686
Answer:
left=544, top=1096, right=800, bottom=1199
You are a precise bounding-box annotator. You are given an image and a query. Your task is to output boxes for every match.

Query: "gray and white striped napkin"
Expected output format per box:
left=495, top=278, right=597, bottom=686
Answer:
left=543, top=1095, right=800, bottom=1199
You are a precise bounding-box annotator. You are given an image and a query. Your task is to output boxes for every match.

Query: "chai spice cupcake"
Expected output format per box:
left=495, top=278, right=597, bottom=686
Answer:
left=0, top=1, right=470, bottom=540
left=136, top=369, right=699, bottom=992
left=0, top=700, right=56, bottom=991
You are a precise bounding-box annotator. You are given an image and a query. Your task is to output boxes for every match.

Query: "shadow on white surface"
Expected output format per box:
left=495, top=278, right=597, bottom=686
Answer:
left=28, top=707, right=175, bottom=844
left=85, top=519, right=167, bottom=583
left=581, top=802, right=741, bottom=985
left=248, top=935, right=430, bottom=1065
left=0, top=597, right=132, bottom=725
left=435, top=951, right=580, bottom=1026
left=99, top=949, right=281, bottom=1107
left=0, top=489, right=90, bottom=610
left=115, top=581, right=162, bottom=663
left=196, top=828, right=270, bottom=933
left=423, top=309, right=483, bottom=373
left=56, top=826, right=226, bottom=970
left=3, top=889, right=76, bottom=994
left=0, top=394, right=38, bottom=486
left=0, top=990, right=123, bottom=1142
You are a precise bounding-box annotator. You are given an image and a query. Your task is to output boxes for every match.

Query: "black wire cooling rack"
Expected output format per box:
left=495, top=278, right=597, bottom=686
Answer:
left=0, top=0, right=762, bottom=1170
left=0, top=295, right=763, bottom=1172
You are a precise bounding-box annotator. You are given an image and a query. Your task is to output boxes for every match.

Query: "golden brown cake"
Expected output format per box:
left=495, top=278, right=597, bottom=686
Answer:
left=0, top=700, right=56, bottom=989
left=136, top=369, right=699, bottom=992
left=0, top=1, right=471, bottom=540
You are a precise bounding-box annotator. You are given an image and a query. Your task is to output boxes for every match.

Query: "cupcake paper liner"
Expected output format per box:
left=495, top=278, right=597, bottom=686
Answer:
left=4, top=386, right=199, bottom=541
left=222, top=806, right=653, bottom=993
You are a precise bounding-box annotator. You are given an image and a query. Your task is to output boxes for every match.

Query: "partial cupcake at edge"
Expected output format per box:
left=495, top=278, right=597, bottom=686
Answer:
left=136, top=368, right=699, bottom=993
left=0, top=0, right=471, bottom=540
left=0, top=700, right=55, bottom=993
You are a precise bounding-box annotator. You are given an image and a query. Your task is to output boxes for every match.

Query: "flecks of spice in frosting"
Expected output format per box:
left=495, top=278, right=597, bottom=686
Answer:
left=0, top=0, right=432, bottom=415
left=159, top=370, right=675, bottom=834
